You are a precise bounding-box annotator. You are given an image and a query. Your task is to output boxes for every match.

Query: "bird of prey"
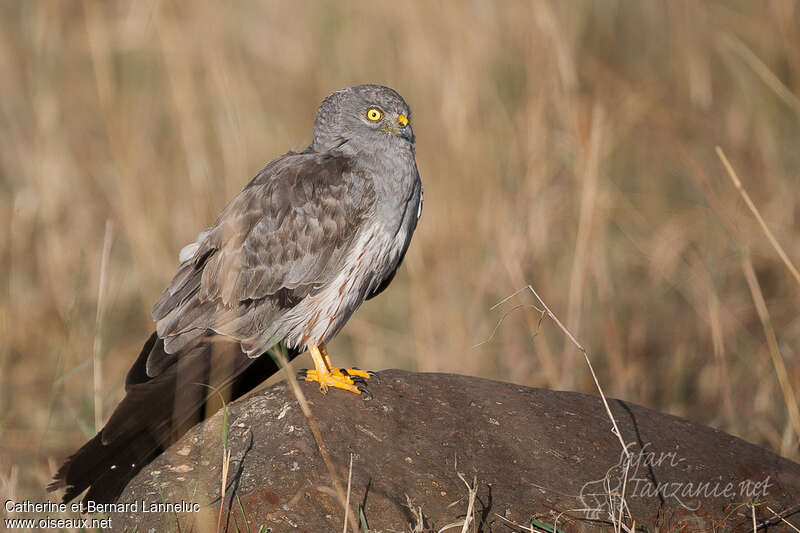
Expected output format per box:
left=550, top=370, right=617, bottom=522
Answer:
left=48, top=85, right=423, bottom=503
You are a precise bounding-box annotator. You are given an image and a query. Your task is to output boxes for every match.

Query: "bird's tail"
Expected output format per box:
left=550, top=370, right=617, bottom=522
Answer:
left=47, top=332, right=294, bottom=503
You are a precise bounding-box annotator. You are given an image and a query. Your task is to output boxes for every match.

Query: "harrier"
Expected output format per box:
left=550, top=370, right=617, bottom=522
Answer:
left=48, top=85, right=423, bottom=503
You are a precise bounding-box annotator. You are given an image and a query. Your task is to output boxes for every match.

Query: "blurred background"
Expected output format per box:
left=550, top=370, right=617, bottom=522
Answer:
left=2, top=0, right=799, bottom=505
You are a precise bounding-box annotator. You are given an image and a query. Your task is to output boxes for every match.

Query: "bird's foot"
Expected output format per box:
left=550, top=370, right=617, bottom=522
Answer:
left=297, top=367, right=376, bottom=398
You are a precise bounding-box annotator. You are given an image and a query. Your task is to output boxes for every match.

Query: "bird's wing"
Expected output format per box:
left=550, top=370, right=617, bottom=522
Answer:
left=48, top=152, right=375, bottom=502
left=150, top=150, right=375, bottom=364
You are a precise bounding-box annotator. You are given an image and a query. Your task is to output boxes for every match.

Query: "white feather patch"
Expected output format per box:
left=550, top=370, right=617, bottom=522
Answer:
left=178, top=242, right=199, bottom=263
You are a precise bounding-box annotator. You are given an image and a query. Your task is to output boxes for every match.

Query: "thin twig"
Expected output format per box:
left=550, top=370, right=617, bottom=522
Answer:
left=405, top=494, right=426, bottom=533
left=271, top=348, right=359, bottom=533
left=493, top=513, right=533, bottom=532
left=195, top=383, right=231, bottom=533
left=487, top=285, right=633, bottom=531
left=564, top=105, right=605, bottom=386
left=456, top=472, right=477, bottom=533
left=343, top=453, right=354, bottom=533
left=216, top=446, right=231, bottom=533
left=615, top=460, right=631, bottom=533
left=92, top=219, right=113, bottom=431
left=490, top=285, right=536, bottom=311
left=719, top=34, right=800, bottom=117
left=524, top=285, right=628, bottom=452
left=765, top=505, right=800, bottom=532
left=716, top=146, right=800, bottom=288
left=472, top=303, right=545, bottom=349
left=741, top=256, right=800, bottom=442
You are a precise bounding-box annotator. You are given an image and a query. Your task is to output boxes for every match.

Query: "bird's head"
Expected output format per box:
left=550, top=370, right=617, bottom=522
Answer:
left=312, top=85, right=414, bottom=152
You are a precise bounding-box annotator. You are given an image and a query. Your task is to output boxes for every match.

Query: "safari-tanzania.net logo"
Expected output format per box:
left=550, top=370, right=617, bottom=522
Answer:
left=579, top=442, right=772, bottom=520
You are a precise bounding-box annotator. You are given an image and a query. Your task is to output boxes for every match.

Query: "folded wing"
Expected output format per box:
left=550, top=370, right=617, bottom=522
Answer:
left=151, top=151, right=375, bottom=364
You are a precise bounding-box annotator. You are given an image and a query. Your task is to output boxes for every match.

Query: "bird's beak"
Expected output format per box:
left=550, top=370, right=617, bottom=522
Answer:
left=397, top=114, right=414, bottom=142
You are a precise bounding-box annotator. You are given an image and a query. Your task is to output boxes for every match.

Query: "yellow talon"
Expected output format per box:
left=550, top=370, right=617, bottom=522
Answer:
left=298, top=342, right=373, bottom=396
left=343, top=368, right=372, bottom=380
left=300, top=369, right=365, bottom=394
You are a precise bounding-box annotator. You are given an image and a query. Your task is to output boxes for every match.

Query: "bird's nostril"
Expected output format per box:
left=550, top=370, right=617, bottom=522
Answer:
left=397, top=115, right=409, bottom=127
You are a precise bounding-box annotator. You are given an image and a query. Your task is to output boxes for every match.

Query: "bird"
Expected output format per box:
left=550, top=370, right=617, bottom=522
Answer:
left=47, top=84, right=423, bottom=504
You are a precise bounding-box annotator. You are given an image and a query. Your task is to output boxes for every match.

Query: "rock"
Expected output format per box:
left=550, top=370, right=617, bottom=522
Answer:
left=112, top=370, right=800, bottom=532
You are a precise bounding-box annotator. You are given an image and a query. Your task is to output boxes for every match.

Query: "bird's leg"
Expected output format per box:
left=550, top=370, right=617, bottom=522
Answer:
left=297, top=342, right=374, bottom=396
left=319, top=343, right=373, bottom=380
left=307, top=343, right=331, bottom=392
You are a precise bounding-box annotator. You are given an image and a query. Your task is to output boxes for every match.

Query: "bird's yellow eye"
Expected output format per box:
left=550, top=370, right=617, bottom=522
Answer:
left=366, top=108, right=383, bottom=121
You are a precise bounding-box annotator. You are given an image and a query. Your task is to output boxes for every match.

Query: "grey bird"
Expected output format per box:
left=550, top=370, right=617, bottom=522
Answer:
left=48, top=85, right=423, bottom=503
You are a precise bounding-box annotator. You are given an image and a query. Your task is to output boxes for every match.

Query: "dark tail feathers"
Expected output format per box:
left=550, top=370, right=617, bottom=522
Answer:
left=48, top=332, right=294, bottom=503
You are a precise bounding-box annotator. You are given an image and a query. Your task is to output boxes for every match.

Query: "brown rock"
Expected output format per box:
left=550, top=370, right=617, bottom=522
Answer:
left=112, top=370, right=800, bottom=532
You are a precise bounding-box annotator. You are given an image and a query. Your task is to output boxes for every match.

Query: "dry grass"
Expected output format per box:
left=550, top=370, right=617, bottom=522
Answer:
left=1, top=0, right=800, bottom=515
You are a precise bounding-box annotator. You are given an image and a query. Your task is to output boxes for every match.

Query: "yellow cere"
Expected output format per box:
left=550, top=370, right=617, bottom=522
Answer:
left=397, top=114, right=408, bottom=127
left=367, top=108, right=383, bottom=121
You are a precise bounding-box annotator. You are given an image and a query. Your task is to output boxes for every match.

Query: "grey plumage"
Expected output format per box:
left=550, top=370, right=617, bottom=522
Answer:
left=48, top=85, right=422, bottom=503
left=152, top=84, right=422, bottom=369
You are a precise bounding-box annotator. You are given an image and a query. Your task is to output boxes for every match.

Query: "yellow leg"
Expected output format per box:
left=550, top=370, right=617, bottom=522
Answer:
left=298, top=342, right=374, bottom=396
left=309, top=344, right=330, bottom=374
left=319, top=343, right=334, bottom=372
left=319, top=343, right=371, bottom=379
